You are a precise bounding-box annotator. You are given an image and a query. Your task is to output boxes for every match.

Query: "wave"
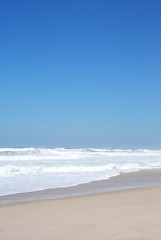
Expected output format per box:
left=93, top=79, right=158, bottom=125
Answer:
left=0, top=147, right=161, bottom=196
left=0, top=163, right=154, bottom=177
left=0, top=147, right=161, bottom=161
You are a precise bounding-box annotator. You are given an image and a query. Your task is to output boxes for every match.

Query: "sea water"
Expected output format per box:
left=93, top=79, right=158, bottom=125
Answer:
left=0, top=148, right=161, bottom=196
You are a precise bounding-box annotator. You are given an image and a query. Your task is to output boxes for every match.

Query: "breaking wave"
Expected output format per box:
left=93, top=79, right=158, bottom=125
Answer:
left=0, top=148, right=161, bottom=196
left=0, top=147, right=161, bottom=161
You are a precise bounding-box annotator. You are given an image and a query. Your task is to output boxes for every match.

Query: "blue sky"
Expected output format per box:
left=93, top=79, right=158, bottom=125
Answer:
left=0, top=0, right=161, bottom=148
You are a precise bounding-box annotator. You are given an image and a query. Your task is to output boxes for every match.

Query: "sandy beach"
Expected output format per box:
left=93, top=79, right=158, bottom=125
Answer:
left=0, top=170, right=161, bottom=240
left=0, top=187, right=161, bottom=240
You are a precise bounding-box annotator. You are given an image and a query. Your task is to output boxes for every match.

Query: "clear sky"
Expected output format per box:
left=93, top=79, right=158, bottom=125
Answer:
left=0, top=0, right=161, bottom=148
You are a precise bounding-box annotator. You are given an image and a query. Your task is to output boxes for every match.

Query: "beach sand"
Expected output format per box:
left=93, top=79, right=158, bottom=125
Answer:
left=0, top=180, right=161, bottom=239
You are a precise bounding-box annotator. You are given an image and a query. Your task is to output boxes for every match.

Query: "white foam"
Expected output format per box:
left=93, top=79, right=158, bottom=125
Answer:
left=0, top=148, right=161, bottom=196
left=0, top=147, right=161, bottom=161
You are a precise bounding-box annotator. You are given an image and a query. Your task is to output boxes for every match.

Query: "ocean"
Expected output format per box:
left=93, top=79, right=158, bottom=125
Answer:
left=0, top=148, right=161, bottom=196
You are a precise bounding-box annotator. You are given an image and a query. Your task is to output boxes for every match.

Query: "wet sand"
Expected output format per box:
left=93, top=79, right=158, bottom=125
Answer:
left=0, top=186, right=161, bottom=239
left=0, top=169, right=161, bottom=205
left=0, top=170, right=161, bottom=240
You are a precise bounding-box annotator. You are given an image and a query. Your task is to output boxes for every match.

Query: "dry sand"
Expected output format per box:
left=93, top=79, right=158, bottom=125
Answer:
left=0, top=186, right=161, bottom=240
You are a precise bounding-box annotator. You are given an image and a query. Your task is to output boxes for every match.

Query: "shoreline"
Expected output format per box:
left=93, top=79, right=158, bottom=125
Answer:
left=0, top=185, right=161, bottom=239
left=1, top=169, right=161, bottom=239
left=1, top=168, right=161, bottom=205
